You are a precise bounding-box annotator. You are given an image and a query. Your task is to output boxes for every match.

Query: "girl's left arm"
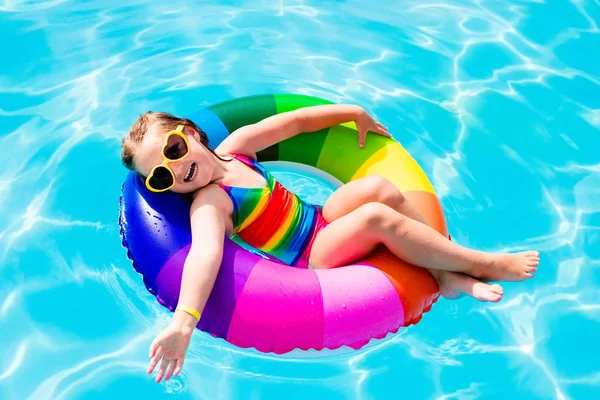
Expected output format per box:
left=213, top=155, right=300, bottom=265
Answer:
left=216, top=104, right=390, bottom=157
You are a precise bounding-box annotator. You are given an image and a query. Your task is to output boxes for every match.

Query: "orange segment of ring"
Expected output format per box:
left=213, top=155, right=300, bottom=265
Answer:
left=365, top=249, right=440, bottom=326
left=361, top=189, right=447, bottom=326
left=403, top=190, right=448, bottom=238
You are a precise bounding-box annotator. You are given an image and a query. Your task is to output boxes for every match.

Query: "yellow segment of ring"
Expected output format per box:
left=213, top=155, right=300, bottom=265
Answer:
left=351, top=141, right=436, bottom=194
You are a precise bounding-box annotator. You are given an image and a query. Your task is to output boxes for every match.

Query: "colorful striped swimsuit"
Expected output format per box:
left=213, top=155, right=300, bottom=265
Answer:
left=217, top=154, right=328, bottom=268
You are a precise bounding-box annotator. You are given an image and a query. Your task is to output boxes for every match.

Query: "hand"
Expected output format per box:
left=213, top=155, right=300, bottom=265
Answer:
left=355, top=108, right=391, bottom=148
left=147, top=311, right=196, bottom=383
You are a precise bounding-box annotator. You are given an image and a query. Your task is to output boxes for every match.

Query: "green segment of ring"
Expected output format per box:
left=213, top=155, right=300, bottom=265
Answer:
left=208, top=94, right=436, bottom=193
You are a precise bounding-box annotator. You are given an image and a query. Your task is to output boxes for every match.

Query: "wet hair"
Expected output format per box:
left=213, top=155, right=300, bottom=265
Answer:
left=121, top=111, right=229, bottom=173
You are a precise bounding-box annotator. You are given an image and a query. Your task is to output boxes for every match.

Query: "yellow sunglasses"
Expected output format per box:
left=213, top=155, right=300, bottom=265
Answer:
left=145, top=125, right=191, bottom=193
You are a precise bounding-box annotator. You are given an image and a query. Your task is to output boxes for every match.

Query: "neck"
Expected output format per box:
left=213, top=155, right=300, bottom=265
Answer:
left=209, top=152, right=232, bottom=185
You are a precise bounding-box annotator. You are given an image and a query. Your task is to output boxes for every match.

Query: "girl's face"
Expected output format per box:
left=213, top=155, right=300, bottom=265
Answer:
left=134, top=124, right=216, bottom=194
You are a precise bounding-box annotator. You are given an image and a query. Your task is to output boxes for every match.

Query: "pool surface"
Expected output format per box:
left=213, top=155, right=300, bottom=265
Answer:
left=1, top=1, right=599, bottom=399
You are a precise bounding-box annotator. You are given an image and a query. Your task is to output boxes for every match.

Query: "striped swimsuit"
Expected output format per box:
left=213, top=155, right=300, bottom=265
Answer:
left=217, top=154, right=328, bottom=268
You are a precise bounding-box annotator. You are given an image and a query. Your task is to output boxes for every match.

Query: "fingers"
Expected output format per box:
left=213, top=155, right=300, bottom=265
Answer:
left=147, top=351, right=162, bottom=375
left=155, top=356, right=169, bottom=383
left=148, top=350, right=183, bottom=382
left=174, top=358, right=184, bottom=377
left=149, top=336, right=160, bottom=358
left=358, top=121, right=391, bottom=148
left=375, top=122, right=391, bottom=137
left=375, top=121, right=388, bottom=130
left=358, top=128, right=367, bottom=148
left=164, top=358, right=178, bottom=381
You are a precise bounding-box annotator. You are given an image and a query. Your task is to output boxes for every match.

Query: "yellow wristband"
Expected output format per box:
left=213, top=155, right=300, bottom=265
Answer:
left=176, top=305, right=201, bottom=321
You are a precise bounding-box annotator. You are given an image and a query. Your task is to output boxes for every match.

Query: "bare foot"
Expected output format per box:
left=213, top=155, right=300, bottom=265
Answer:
left=473, top=251, right=540, bottom=282
left=436, top=271, right=504, bottom=302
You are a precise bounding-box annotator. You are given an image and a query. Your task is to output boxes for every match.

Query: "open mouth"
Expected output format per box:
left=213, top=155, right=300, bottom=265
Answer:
left=184, top=162, right=197, bottom=182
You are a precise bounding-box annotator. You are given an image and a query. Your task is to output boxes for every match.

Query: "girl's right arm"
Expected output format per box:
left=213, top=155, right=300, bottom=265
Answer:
left=147, top=185, right=232, bottom=383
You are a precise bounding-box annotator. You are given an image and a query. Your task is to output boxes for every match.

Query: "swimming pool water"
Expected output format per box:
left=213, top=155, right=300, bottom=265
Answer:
left=1, top=1, right=599, bottom=399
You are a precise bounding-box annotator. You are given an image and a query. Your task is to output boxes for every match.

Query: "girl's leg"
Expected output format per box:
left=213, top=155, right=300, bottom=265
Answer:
left=311, top=202, right=539, bottom=280
left=320, top=176, right=508, bottom=301
left=312, top=178, right=539, bottom=298
left=322, top=175, right=427, bottom=224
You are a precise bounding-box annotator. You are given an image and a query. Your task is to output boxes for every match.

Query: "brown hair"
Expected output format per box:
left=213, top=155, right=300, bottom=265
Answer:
left=121, top=111, right=227, bottom=173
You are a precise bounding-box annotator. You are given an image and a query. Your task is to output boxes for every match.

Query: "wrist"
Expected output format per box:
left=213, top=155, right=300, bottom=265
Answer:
left=172, top=309, right=199, bottom=335
left=352, top=104, right=365, bottom=115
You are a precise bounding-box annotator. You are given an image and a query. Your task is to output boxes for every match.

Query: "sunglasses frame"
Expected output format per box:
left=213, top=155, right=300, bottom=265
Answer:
left=145, top=125, right=191, bottom=193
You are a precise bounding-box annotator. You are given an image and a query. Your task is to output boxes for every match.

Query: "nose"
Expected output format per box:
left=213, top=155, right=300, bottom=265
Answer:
left=168, top=159, right=187, bottom=182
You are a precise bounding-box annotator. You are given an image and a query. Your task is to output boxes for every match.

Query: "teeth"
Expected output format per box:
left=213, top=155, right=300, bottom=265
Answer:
left=185, top=163, right=196, bottom=181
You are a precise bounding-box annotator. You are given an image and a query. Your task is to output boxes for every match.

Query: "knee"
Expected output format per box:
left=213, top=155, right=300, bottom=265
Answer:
left=361, top=175, right=405, bottom=206
left=356, top=202, right=392, bottom=228
left=357, top=202, right=409, bottom=233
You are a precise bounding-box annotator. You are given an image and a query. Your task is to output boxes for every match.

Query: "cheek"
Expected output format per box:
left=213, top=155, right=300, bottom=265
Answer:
left=170, top=182, right=192, bottom=194
left=190, top=147, right=207, bottom=163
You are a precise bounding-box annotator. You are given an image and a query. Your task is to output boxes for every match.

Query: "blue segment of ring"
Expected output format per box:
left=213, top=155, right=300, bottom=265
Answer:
left=186, top=107, right=230, bottom=147
left=119, top=173, right=192, bottom=284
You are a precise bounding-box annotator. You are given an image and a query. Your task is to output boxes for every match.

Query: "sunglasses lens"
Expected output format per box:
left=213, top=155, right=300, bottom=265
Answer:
left=148, top=166, right=174, bottom=191
left=164, top=133, right=189, bottom=161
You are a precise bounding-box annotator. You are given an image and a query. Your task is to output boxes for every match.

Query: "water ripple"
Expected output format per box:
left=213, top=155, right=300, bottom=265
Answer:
left=0, top=0, right=599, bottom=399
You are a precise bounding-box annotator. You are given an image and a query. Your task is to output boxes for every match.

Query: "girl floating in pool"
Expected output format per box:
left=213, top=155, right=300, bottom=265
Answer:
left=121, top=104, right=539, bottom=382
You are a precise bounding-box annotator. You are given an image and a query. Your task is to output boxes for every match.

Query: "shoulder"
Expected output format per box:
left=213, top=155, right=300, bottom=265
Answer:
left=189, top=185, right=235, bottom=236
left=214, top=126, right=258, bottom=159
left=190, top=184, right=233, bottom=215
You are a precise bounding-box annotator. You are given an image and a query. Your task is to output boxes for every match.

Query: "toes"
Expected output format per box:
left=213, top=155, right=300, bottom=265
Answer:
left=527, top=259, right=540, bottom=267
left=525, top=252, right=540, bottom=267
left=490, top=284, right=504, bottom=294
left=490, top=293, right=502, bottom=303
left=483, top=285, right=503, bottom=302
left=524, top=250, right=540, bottom=262
left=471, top=282, right=505, bottom=302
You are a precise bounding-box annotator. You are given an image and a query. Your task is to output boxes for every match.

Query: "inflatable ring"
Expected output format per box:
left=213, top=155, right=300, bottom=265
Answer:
left=119, top=94, right=448, bottom=354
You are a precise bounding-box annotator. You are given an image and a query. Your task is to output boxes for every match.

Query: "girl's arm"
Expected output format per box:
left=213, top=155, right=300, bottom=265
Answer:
left=177, top=186, right=230, bottom=326
left=216, top=104, right=389, bottom=157
left=147, top=186, right=232, bottom=383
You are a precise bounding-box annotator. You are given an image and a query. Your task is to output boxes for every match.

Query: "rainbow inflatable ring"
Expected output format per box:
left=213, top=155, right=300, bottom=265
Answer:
left=119, top=94, right=449, bottom=354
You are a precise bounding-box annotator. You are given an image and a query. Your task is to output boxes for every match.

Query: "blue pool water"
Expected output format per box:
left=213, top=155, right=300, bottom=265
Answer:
left=1, top=1, right=599, bottom=398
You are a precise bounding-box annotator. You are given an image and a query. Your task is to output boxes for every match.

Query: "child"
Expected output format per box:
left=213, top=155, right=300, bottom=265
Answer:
left=121, top=104, right=539, bottom=383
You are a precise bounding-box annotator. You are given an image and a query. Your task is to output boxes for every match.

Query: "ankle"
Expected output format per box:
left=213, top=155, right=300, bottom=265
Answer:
left=471, top=252, right=495, bottom=278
